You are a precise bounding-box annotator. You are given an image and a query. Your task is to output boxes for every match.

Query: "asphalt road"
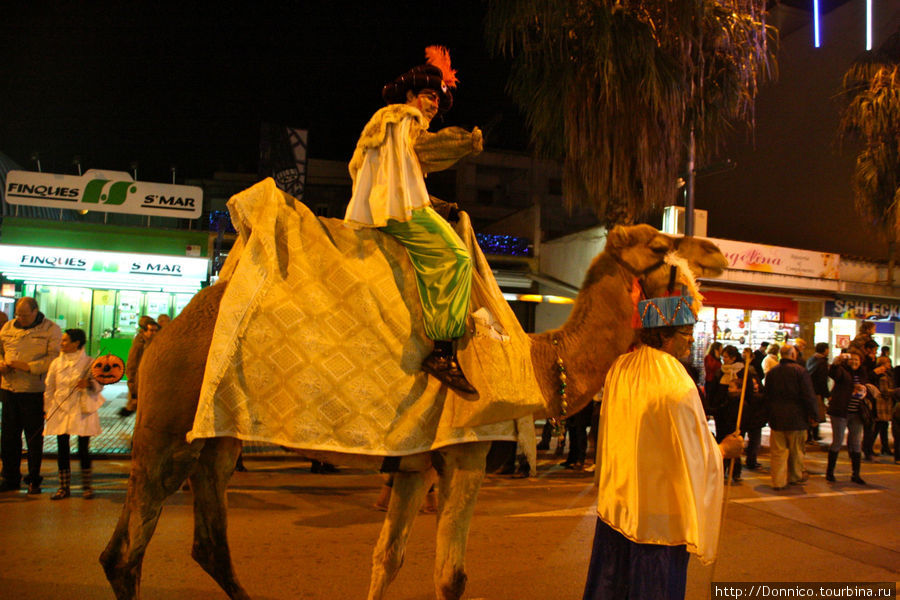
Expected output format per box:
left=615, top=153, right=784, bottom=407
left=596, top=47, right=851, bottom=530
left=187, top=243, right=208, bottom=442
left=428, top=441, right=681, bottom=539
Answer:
left=0, top=448, right=897, bottom=599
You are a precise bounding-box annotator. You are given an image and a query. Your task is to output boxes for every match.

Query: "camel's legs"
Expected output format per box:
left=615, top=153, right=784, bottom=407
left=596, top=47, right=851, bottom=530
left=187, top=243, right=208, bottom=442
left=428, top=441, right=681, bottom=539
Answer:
left=100, top=435, right=202, bottom=600
left=433, top=442, right=490, bottom=600
left=189, top=437, right=250, bottom=600
left=367, top=468, right=429, bottom=600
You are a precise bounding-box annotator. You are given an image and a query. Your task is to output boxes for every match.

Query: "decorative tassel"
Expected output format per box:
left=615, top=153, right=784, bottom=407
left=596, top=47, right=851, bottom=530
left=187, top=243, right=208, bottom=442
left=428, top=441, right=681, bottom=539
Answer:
left=425, top=45, right=458, bottom=88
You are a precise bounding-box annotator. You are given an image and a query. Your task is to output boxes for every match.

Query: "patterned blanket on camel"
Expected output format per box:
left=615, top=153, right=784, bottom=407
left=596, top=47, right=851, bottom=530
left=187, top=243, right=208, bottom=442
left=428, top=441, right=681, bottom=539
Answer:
left=187, top=178, right=543, bottom=456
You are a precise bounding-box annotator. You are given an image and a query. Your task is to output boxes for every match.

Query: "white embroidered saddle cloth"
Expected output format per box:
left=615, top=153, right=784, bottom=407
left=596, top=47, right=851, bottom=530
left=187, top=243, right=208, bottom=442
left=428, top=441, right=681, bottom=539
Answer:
left=187, top=178, right=543, bottom=456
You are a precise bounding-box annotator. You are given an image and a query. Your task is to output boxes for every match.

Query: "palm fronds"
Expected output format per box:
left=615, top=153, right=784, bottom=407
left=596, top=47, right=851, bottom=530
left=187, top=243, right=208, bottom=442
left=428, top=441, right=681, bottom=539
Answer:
left=839, top=29, right=900, bottom=240
left=485, top=0, right=775, bottom=225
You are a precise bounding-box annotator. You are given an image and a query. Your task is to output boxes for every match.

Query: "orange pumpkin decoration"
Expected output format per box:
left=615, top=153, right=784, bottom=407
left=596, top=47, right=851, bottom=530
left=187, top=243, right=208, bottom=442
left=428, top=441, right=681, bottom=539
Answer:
left=91, top=354, right=125, bottom=385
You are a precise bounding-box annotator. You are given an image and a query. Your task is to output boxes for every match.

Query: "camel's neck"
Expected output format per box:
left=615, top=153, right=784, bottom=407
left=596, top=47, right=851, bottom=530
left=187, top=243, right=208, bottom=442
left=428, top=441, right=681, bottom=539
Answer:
left=531, top=254, right=638, bottom=416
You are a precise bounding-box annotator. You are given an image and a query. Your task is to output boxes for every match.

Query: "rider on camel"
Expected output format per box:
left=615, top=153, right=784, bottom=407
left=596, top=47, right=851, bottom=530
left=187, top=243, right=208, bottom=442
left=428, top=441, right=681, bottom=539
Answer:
left=344, top=46, right=483, bottom=396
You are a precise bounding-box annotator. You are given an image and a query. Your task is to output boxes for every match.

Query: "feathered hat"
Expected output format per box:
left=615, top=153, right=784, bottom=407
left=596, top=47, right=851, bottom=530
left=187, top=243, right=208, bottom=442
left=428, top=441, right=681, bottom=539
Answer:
left=382, top=46, right=458, bottom=114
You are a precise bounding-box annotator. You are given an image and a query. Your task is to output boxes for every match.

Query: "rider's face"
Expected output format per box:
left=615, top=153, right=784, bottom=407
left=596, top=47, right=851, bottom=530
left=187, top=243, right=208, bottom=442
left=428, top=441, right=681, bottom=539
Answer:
left=406, top=89, right=439, bottom=121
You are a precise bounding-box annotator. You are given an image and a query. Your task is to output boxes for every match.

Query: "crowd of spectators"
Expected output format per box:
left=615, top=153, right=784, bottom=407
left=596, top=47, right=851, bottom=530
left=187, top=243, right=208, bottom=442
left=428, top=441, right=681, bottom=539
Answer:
left=695, top=321, right=899, bottom=492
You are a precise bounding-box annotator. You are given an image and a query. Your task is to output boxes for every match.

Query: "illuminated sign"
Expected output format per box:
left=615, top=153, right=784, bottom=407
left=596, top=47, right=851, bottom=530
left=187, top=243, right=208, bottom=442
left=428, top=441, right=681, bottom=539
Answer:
left=4, top=170, right=203, bottom=218
left=825, top=299, right=900, bottom=322
left=0, top=244, right=208, bottom=293
left=710, top=238, right=840, bottom=280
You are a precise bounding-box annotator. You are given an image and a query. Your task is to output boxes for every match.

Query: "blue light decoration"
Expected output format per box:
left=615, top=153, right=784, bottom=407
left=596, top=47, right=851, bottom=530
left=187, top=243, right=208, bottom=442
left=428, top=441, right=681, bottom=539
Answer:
left=813, top=0, right=821, bottom=48
left=475, top=233, right=533, bottom=257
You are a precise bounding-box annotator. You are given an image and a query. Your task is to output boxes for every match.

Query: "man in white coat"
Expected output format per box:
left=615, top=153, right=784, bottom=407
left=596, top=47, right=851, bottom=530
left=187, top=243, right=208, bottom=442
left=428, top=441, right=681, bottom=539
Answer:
left=0, top=297, right=62, bottom=494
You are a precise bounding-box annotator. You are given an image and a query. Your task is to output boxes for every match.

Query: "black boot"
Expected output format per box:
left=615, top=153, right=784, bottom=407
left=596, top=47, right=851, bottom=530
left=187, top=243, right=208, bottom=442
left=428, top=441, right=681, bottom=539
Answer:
left=422, top=340, right=477, bottom=396
left=825, top=451, right=838, bottom=482
left=850, top=452, right=866, bottom=485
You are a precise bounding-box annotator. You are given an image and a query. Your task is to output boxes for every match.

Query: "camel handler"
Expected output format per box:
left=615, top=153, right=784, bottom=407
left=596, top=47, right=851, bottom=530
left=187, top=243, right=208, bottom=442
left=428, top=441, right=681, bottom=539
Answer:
left=583, top=284, right=743, bottom=599
left=343, top=46, right=483, bottom=396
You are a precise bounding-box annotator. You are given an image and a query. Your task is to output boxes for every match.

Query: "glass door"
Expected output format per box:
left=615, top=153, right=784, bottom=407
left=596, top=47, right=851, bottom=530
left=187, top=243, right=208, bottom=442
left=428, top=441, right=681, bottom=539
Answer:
left=91, top=290, right=117, bottom=357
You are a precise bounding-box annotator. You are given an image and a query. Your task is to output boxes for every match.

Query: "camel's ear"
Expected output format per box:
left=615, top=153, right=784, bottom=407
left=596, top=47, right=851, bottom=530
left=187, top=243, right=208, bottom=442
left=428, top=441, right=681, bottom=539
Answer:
left=606, top=226, right=631, bottom=251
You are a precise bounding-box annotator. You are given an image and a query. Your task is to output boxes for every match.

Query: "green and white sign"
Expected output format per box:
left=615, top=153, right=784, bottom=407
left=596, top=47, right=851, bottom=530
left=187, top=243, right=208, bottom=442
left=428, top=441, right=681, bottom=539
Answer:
left=0, top=244, right=208, bottom=293
left=5, top=170, right=203, bottom=218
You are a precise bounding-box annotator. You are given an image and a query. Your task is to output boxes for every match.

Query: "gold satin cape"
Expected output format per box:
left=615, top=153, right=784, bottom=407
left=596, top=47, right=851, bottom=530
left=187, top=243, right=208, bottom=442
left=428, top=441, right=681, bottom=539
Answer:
left=596, top=345, right=724, bottom=564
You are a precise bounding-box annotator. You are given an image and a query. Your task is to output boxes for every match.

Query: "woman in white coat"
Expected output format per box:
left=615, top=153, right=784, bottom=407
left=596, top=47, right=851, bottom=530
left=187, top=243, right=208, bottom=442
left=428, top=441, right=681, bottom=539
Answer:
left=43, top=329, right=104, bottom=499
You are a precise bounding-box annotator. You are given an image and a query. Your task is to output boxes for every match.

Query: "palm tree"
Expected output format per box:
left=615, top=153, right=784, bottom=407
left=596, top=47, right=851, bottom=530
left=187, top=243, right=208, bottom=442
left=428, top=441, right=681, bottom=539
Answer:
left=485, top=0, right=775, bottom=226
left=838, top=29, right=900, bottom=285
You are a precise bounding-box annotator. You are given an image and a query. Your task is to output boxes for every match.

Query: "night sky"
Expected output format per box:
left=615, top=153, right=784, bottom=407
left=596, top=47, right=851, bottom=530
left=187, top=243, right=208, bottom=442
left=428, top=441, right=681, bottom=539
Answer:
left=1, top=2, right=526, bottom=181
left=6, top=3, right=900, bottom=261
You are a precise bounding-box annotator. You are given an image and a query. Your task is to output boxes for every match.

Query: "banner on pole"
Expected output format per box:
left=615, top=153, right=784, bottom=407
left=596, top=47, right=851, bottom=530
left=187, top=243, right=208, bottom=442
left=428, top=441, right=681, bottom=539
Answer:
left=259, top=124, right=308, bottom=200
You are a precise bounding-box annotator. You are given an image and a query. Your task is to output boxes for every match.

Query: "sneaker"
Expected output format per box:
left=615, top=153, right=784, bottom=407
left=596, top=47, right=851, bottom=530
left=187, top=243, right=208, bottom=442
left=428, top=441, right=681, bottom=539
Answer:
left=421, top=352, right=477, bottom=396
left=27, top=483, right=41, bottom=495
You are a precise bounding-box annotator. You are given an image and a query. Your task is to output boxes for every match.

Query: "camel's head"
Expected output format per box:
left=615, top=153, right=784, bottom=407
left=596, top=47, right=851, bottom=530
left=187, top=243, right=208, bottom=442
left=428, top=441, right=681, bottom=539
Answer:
left=605, top=224, right=674, bottom=276
left=641, top=235, right=728, bottom=307
left=673, top=236, right=729, bottom=278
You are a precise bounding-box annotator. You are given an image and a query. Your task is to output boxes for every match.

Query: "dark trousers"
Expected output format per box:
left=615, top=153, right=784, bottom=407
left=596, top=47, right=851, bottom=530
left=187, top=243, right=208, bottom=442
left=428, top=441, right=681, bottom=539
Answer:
left=566, top=404, right=593, bottom=465
left=714, top=414, right=742, bottom=480
left=862, top=419, right=876, bottom=458
left=892, top=409, right=900, bottom=461
left=0, top=390, right=44, bottom=486
left=873, top=421, right=890, bottom=454
left=56, top=435, right=91, bottom=471
left=583, top=518, right=689, bottom=600
left=745, top=427, right=762, bottom=468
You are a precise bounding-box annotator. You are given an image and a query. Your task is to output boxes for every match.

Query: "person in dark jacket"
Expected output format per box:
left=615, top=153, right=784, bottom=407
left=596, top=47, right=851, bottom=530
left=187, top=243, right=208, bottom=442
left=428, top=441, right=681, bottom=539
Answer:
left=711, top=346, right=764, bottom=481
left=751, top=341, right=768, bottom=375
left=763, top=344, right=819, bottom=490
left=860, top=340, right=886, bottom=460
left=118, top=316, right=159, bottom=417
left=806, top=342, right=830, bottom=442
left=826, top=351, right=869, bottom=484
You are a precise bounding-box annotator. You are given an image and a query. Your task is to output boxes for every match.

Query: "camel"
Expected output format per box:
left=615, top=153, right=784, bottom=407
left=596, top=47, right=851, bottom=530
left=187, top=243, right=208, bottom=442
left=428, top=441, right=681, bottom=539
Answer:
left=100, top=221, right=727, bottom=600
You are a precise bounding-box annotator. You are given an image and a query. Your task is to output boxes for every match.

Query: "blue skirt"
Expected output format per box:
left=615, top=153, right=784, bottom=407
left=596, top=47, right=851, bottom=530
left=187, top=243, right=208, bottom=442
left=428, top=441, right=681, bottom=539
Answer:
left=583, top=518, right=689, bottom=600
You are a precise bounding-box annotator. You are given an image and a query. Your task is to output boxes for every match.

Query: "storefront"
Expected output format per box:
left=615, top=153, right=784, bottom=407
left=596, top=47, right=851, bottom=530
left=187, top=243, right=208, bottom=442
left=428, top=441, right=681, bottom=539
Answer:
left=819, top=298, right=900, bottom=363
left=0, top=244, right=207, bottom=360
left=691, top=289, right=800, bottom=366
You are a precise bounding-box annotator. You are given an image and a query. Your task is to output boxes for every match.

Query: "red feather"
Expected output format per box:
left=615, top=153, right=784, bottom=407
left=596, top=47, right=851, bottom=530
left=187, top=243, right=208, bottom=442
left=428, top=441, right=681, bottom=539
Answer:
left=425, top=45, right=458, bottom=88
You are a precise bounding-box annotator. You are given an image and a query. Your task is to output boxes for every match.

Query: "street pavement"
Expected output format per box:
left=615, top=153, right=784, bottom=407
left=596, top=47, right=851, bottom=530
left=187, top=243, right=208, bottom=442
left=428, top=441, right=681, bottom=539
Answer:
left=0, top=422, right=898, bottom=599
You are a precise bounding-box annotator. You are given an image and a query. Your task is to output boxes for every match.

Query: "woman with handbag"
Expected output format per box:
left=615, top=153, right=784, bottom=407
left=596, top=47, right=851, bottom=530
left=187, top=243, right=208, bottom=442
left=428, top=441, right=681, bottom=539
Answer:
left=826, top=352, right=868, bottom=484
